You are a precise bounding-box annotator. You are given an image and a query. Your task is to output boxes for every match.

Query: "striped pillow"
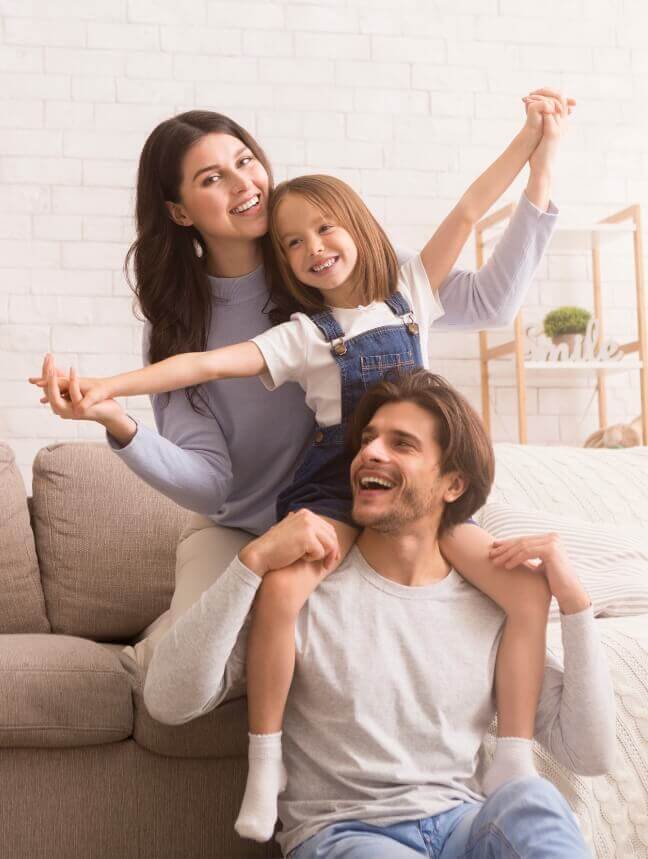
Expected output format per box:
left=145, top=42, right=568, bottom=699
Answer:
left=478, top=502, right=648, bottom=620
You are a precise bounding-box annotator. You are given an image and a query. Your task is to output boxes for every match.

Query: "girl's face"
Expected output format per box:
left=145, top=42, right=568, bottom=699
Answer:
left=275, top=194, right=359, bottom=307
left=169, top=132, right=270, bottom=243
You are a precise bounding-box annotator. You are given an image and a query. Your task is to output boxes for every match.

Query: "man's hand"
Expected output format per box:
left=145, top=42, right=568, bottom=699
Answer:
left=240, top=510, right=341, bottom=579
left=489, top=532, right=590, bottom=615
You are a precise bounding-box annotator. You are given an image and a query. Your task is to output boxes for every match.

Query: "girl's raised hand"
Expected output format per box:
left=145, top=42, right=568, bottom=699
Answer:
left=522, top=88, right=574, bottom=137
left=36, top=355, right=124, bottom=425
left=523, top=88, right=574, bottom=173
left=30, top=353, right=102, bottom=401
left=29, top=352, right=71, bottom=393
left=68, top=367, right=115, bottom=412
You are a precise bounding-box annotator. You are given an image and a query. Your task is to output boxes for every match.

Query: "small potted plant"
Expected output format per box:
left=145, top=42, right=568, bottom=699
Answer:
left=543, top=306, right=592, bottom=352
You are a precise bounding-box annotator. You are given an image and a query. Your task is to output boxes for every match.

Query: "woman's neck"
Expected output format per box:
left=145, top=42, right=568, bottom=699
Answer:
left=204, top=237, right=263, bottom=278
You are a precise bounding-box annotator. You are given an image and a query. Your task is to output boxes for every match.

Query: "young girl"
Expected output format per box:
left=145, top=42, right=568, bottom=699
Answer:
left=33, top=94, right=568, bottom=844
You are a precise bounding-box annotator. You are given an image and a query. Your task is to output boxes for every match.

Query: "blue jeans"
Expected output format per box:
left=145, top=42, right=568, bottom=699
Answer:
left=288, top=777, right=591, bottom=858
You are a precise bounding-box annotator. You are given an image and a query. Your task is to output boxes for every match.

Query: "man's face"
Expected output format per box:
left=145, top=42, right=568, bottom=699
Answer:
left=349, top=401, right=464, bottom=533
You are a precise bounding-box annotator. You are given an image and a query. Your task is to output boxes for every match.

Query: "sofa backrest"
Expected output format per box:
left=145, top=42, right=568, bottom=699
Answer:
left=17, top=439, right=648, bottom=642
left=31, top=442, right=190, bottom=642
left=0, top=443, right=50, bottom=633
left=488, top=443, right=648, bottom=526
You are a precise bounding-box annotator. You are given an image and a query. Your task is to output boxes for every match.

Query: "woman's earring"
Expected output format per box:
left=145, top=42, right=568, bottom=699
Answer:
left=193, top=238, right=204, bottom=258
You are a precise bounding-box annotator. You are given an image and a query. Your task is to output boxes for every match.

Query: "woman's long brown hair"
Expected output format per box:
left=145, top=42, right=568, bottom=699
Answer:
left=126, top=110, right=273, bottom=413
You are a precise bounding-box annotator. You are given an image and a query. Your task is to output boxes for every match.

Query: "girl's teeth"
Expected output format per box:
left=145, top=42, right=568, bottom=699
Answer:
left=313, top=257, right=336, bottom=272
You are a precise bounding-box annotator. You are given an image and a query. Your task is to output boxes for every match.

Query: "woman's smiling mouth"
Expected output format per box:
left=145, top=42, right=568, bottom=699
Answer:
left=230, top=194, right=261, bottom=216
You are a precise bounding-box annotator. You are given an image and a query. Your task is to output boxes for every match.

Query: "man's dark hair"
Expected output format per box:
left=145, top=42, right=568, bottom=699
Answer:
left=347, top=370, right=495, bottom=536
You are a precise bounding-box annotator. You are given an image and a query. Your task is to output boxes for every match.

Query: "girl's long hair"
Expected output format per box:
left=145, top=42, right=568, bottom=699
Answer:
left=126, top=110, right=273, bottom=412
left=266, top=175, right=399, bottom=324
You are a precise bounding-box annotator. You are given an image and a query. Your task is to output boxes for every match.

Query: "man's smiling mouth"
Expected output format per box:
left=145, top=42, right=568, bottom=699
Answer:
left=357, top=472, right=398, bottom=494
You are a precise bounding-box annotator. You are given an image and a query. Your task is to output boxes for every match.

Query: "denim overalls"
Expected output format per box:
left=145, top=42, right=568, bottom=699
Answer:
left=276, top=291, right=423, bottom=526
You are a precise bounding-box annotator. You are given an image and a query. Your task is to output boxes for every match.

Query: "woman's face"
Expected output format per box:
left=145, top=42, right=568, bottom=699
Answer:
left=170, top=132, right=270, bottom=244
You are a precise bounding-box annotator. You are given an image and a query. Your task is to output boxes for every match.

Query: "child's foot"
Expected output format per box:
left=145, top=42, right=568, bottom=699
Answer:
left=482, top=736, right=538, bottom=796
left=234, top=732, right=288, bottom=842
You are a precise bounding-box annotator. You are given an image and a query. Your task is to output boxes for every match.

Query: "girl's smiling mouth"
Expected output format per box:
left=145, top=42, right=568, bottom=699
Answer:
left=310, top=256, right=339, bottom=274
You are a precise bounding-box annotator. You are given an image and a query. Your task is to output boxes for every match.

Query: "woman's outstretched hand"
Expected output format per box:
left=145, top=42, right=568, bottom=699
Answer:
left=30, top=353, right=75, bottom=396
left=29, top=353, right=135, bottom=442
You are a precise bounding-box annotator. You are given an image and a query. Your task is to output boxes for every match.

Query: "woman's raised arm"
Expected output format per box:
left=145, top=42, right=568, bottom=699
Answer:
left=419, top=89, right=571, bottom=295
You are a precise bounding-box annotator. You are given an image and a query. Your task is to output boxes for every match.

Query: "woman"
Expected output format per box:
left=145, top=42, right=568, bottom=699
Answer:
left=38, top=91, right=566, bottom=686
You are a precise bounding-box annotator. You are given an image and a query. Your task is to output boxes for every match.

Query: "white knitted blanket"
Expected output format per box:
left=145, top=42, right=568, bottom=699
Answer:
left=482, top=445, right=648, bottom=857
left=481, top=614, right=648, bottom=858
left=488, top=444, right=648, bottom=528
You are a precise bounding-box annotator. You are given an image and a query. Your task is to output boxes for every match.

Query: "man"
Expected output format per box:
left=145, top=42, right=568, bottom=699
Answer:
left=144, top=371, right=616, bottom=858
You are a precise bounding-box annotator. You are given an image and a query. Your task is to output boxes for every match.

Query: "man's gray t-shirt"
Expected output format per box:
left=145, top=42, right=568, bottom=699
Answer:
left=278, top=549, right=503, bottom=854
left=143, top=546, right=616, bottom=857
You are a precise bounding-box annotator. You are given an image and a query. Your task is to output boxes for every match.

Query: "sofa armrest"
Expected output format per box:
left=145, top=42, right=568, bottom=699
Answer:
left=132, top=683, right=248, bottom=759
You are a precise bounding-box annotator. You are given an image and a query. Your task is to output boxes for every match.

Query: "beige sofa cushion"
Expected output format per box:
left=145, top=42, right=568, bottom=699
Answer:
left=0, top=443, right=50, bottom=634
left=132, top=682, right=248, bottom=759
left=31, top=442, right=189, bottom=641
left=0, top=634, right=133, bottom=747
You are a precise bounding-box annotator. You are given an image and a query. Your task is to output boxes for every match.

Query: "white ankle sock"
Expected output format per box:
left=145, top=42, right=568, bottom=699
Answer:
left=234, top=732, right=287, bottom=843
left=482, top=737, right=538, bottom=796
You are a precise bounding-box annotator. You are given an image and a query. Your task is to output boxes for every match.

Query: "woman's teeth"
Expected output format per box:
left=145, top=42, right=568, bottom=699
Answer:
left=231, top=195, right=260, bottom=214
left=311, top=257, right=337, bottom=273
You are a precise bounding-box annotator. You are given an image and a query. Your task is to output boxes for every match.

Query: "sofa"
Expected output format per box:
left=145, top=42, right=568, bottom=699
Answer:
left=1, top=439, right=647, bottom=859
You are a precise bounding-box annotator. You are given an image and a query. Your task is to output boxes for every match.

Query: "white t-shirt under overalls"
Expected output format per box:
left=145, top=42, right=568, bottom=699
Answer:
left=251, top=255, right=444, bottom=428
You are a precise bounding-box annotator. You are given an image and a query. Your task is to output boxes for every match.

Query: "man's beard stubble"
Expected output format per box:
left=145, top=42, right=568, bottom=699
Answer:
left=351, top=480, right=443, bottom=534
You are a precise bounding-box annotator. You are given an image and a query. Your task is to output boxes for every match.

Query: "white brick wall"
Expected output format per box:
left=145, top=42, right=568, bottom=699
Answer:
left=2, top=0, right=648, bottom=490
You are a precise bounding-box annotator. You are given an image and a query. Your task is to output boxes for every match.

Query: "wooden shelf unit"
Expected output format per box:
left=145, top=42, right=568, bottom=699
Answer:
left=475, top=203, right=648, bottom=444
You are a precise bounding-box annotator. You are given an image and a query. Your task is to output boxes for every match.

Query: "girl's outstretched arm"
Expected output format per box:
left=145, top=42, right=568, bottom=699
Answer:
left=419, top=88, right=572, bottom=293
left=31, top=341, right=267, bottom=407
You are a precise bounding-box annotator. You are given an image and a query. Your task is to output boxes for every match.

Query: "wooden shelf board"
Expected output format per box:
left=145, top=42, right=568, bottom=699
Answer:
left=483, top=221, right=636, bottom=251
left=523, top=360, right=642, bottom=371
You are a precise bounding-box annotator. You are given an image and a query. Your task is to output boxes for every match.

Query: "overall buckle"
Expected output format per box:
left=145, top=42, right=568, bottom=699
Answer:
left=331, top=337, right=348, bottom=356
left=404, top=312, right=419, bottom=336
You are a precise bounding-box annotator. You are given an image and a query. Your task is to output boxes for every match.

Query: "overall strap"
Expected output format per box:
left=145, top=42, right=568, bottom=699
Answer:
left=385, top=290, right=420, bottom=335
left=310, top=310, right=348, bottom=356
left=309, top=310, right=345, bottom=343
left=384, top=290, right=412, bottom=316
